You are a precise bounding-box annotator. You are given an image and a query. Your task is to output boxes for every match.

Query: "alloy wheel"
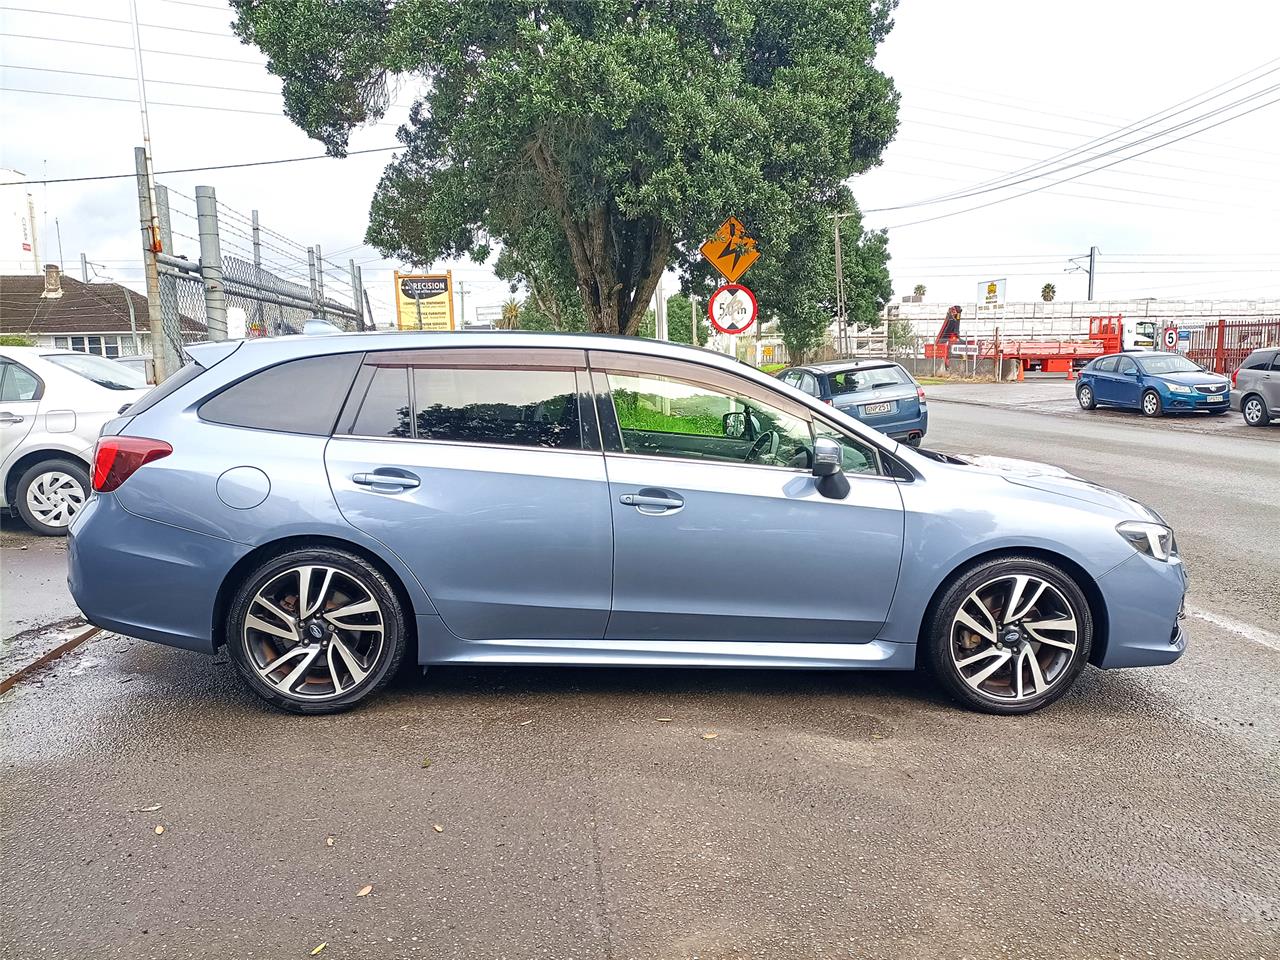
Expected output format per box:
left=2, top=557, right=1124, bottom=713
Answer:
left=949, top=574, right=1080, bottom=703
left=1244, top=398, right=1263, bottom=425
left=1078, top=386, right=1093, bottom=408
left=25, top=470, right=87, bottom=529
left=1142, top=393, right=1159, bottom=416
left=242, top=564, right=386, bottom=701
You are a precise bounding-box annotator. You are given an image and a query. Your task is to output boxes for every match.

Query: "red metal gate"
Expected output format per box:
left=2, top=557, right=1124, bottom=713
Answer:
left=1184, top=318, right=1280, bottom=373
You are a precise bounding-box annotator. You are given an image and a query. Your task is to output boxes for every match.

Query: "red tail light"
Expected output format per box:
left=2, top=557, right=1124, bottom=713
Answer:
left=92, top=437, right=172, bottom=492
left=917, top=386, right=926, bottom=400
left=1231, top=368, right=1239, bottom=386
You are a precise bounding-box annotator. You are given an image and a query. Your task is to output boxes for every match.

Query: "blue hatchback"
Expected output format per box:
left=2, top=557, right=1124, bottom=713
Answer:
left=1076, top=352, right=1231, bottom=418
left=777, top=360, right=928, bottom=445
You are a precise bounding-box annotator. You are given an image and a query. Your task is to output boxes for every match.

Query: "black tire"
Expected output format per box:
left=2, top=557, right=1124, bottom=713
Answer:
left=1208, top=406, right=1230, bottom=416
left=1242, top=394, right=1271, bottom=427
left=1140, top=390, right=1163, bottom=418
left=13, top=457, right=91, bottom=536
left=1076, top=384, right=1097, bottom=410
left=924, top=555, right=1094, bottom=715
left=226, top=547, right=407, bottom=714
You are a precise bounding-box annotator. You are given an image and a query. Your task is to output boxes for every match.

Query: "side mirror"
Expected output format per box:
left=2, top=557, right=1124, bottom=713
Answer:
left=812, top=438, right=850, bottom=500
left=812, top=437, right=843, bottom=477
left=723, top=411, right=746, bottom=439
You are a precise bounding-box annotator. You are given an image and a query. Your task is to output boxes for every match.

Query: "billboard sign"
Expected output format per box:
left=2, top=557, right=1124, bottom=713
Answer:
left=976, top=278, right=1006, bottom=317
left=394, top=271, right=455, bottom=331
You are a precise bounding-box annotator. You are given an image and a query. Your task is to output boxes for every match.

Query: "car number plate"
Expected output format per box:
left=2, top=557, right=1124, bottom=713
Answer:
left=863, top=401, right=894, bottom=415
left=1207, top=395, right=1224, bottom=402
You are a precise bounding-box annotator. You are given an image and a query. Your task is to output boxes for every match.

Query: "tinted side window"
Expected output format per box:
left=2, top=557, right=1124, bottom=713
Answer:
left=350, top=365, right=412, bottom=437
left=200, top=353, right=362, bottom=435
left=413, top=367, right=581, bottom=449
left=0, top=362, right=41, bottom=402
left=1116, top=357, right=1137, bottom=375
left=1093, top=356, right=1118, bottom=373
left=1241, top=351, right=1275, bottom=371
left=125, top=360, right=204, bottom=415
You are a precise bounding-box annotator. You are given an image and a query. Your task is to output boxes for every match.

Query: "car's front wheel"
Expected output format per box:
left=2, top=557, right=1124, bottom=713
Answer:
left=226, top=548, right=407, bottom=714
left=1242, top=395, right=1270, bottom=426
left=14, top=458, right=90, bottom=536
left=1141, top=390, right=1163, bottom=417
left=1077, top=384, right=1097, bottom=410
left=925, top=557, right=1093, bottom=715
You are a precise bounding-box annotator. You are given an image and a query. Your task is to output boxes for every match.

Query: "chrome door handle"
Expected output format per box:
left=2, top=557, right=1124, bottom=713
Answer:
left=619, top=492, right=684, bottom=509
left=353, top=471, right=420, bottom=490
left=0, top=412, right=23, bottom=424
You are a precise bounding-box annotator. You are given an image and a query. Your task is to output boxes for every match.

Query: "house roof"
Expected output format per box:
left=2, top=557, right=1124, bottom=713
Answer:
left=0, top=272, right=205, bottom=337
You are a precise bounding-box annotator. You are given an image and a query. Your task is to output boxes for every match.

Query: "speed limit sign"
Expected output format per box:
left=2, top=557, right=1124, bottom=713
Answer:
left=708, top=283, right=758, bottom=335
left=1163, top=327, right=1178, bottom=349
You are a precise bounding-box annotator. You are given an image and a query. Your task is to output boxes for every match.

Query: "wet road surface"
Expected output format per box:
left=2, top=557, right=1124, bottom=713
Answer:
left=1, top=402, right=1277, bottom=960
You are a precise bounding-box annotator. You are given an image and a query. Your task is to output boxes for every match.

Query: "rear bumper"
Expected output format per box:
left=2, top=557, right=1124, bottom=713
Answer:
left=854, top=409, right=928, bottom=443
left=68, top=494, right=249, bottom=654
left=1094, top=552, right=1188, bottom=668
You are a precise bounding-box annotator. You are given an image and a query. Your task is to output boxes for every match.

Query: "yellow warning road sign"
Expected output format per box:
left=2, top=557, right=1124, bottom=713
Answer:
left=700, top=217, right=759, bottom=283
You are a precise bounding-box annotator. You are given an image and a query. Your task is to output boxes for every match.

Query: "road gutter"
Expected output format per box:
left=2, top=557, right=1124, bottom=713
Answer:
left=0, top=624, right=101, bottom=695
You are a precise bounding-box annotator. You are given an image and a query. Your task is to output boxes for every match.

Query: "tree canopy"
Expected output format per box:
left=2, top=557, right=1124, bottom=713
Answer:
left=233, top=0, right=900, bottom=337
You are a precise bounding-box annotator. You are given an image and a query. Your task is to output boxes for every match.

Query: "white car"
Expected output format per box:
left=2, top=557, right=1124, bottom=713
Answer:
left=0, top=347, right=149, bottom=535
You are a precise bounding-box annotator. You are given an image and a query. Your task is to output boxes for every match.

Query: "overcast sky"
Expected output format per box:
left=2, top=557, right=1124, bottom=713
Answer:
left=2, top=0, right=1278, bottom=327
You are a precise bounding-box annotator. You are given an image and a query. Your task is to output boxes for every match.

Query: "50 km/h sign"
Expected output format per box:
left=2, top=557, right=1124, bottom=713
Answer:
left=708, top=283, right=758, bottom=335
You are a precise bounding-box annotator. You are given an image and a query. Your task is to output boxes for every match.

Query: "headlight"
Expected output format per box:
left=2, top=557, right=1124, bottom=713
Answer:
left=1167, top=384, right=1192, bottom=394
left=1117, top=520, right=1178, bottom=562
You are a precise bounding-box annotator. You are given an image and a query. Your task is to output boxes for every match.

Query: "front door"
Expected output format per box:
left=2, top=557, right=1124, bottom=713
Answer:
left=326, top=347, right=613, bottom=641
left=1113, top=355, right=1142, bottom=407
left=590, top=352, right=905, bottom=644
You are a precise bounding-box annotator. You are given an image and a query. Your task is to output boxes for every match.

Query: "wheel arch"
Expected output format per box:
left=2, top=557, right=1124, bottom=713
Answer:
left=915, top=546, right=1110, bottom=667
left=4, top=448, right=91, bottom=507
left=212, top=534, right=420, bottom=652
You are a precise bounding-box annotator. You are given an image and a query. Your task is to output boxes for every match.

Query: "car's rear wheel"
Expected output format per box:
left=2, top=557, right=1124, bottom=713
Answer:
left=1242, top=395, right=1270, bottom=426
left=14, top=458, right=90, bottom=536
left=925, top=557, right=1093, bottom=715
left=226, top=548, right=407, bottom=714
left=1077, top=384, right=1097, bottom=410
left=1141, top=390, right=1163, bottom=417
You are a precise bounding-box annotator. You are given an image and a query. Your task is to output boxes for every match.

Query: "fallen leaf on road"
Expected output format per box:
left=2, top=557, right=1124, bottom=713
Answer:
left=702, top=732, right=718, bottom=740
left=421, top=757, right=431, bottom=769
left=325, top=836, right=335, bottom=847
left=871, top=733, right=884, bottom=740
left=131, top=804, right=162, bottom=813
left=356, top=884, right=372, bottom=897
left=118, top=677, right=135, bottom=684
left=656, top=718, right=672, bottom=722
left=154, top=825, right=164, bottom=835
left=310, top=943, right=327, bottom=956
left=519, top=719, right=534, bottom=726
left=432, top=824, right=444, bottom=833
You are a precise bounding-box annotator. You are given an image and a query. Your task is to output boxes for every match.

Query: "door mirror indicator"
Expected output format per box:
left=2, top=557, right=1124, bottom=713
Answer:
left=722, top=411, right=746, bottom=439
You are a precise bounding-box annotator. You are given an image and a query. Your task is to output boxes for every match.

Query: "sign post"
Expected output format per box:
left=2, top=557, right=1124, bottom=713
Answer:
left=394, top=271, right=456, bottom=331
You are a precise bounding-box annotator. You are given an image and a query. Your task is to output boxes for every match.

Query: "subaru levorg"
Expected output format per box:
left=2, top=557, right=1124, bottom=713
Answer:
left=68, top=332, right=1188, bottom=715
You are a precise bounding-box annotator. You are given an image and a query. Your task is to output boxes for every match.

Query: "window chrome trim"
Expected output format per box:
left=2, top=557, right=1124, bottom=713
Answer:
left=332, top=433, right=604, bottom=457
left=602, top=450, right=896, bottom=482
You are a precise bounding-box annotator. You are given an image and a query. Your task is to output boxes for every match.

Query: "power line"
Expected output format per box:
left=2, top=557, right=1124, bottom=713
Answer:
left=1, top=63, right=283, bottom=97
left=0, top=5, right=239, bottom=39
left=1, top=32, right=262, bottom=66
left=0, top=146, right=402, bottom=187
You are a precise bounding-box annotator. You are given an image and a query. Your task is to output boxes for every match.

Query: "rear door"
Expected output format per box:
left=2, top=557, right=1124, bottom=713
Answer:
left=326, top=347, right=613, bottom=641
left=591, top=351, right=905, bottom=644
left=1089, top=356, right=1121, bottom=402
left=0, top=360, right=41, bottom=482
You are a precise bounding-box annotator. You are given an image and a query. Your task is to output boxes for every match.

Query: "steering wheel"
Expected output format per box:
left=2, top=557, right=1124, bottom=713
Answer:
left=745, top=430, right=780, bottom=464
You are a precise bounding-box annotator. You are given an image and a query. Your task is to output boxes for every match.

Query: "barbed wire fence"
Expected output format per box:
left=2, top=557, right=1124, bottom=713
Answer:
left=136, top=149, right=369, bottom=379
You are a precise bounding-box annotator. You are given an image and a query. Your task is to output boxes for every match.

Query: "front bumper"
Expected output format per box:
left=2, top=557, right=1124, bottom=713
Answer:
left=68, top=493, right=250, bottom=653
left=1094, top=551, right=1188, bottom=668
left=1162, top=389, right=1229, bottom=412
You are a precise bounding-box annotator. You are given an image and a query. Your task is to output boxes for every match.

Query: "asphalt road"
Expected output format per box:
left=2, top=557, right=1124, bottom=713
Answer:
left=1, top=401, right=1277, bottom=960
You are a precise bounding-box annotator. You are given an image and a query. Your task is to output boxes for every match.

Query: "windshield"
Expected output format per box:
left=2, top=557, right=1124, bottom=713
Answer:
left=829, top=365, right=909, bottom=394
left=44, top=353, right=148, bottom=391
left=1138, top=355, right=1203, bottom=375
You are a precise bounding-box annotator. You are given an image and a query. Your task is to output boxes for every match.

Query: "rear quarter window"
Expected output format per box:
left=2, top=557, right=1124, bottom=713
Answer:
left=199, top=353, right=363, bottom=435
left=122, top=360, right=204, bottom=416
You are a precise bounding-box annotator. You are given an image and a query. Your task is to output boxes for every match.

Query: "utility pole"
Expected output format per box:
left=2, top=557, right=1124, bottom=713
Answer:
left=80, top=252, right=88, bottom=283
left=654, top=277, right=667, bottom=340
left=195, top=186, right=227, bottom=341
left=349, top=259, right=364, bottom=330
left=457, top=280, right=467, bottom=329
left=1087, top=245, right=1099, bottom=300
left=135, top=147, right=168, bottom=380
left=314, top=244, right=326, bottom=322
left=251, top=209, right=265, bottom=336
left=127, top=0, right=161, bottom=259
left=690, top=295, right=698, bottom=346
left=829, top=213, right=848, bottom=355
left=307, top=247, right=320, bottom=319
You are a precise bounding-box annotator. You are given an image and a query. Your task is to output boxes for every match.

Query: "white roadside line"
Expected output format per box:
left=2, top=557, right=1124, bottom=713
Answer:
left=1186, top=604, right=1280, bottom=653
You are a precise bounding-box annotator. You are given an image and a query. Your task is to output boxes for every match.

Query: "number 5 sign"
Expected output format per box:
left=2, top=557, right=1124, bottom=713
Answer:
left=708, top=283, right=758, bottom=335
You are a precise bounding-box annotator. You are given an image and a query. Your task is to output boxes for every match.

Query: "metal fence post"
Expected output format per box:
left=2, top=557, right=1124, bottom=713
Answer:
left=251, top=209, right=265, bottom=337
left=314, top=244, right=326, bottom=322
left=152, top=183, right=185, bottom=377
left=195, top=187, right=228, bottom=341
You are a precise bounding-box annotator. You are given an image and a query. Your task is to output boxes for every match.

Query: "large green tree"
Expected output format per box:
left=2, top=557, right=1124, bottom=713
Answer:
left=233, top=0, right=899, bottom=335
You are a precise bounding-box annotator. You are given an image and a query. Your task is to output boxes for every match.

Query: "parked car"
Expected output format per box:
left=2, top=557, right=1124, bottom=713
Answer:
left=69, top=333, right=1187, bottom=716
left=1229, top=347, right=1279, bottom=427
left=115, top=354, right=157, bottom=385
left=776, top=360, right=927, bottom=445
left=0, top=347, right=148, bottom=535
left=1075, top=351, right=1231, bottom=417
